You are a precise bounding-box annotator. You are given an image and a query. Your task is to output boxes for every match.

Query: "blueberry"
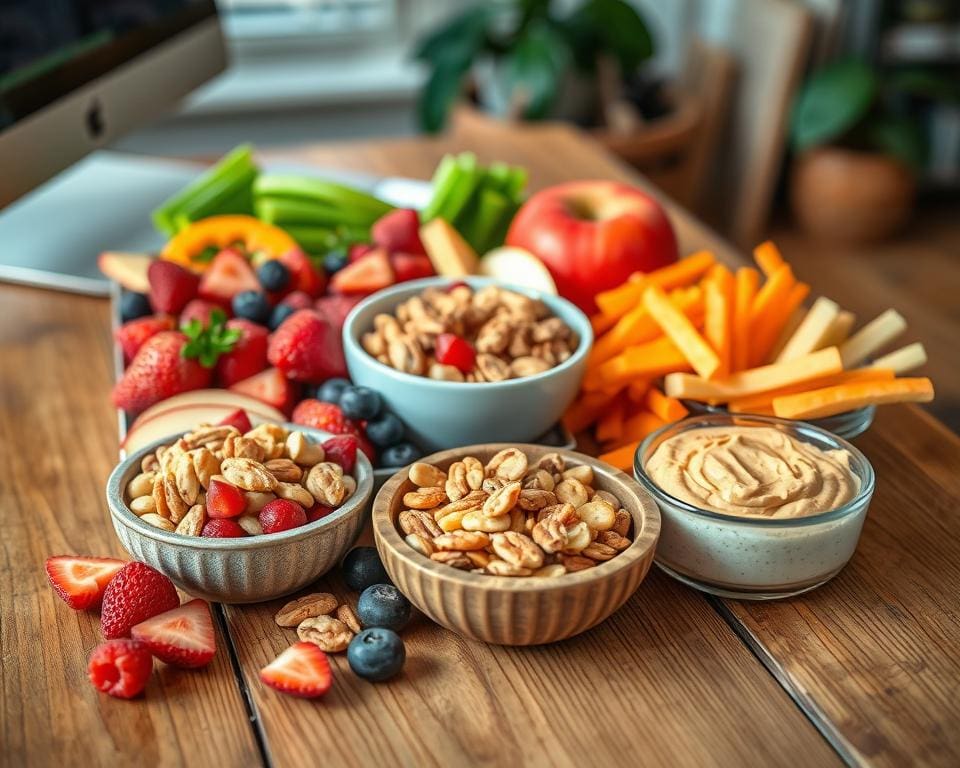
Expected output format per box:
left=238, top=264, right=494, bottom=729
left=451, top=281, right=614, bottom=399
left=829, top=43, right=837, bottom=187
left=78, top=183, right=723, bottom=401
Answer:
left=339, top=386, right=382, bottom=420
left=316, top=377, right=352, bottom=404
left=257, top=260, right=290, bottom=292
left=347, top=628, right=405, bottom=682
left=268, top=302, right=296, bottom=330
left=322, top=248, right=349, bottom=275
left=342, top=547, right=390, bottom=592
left=365, top=412, right=405, bottom=447
left=232, top=290, right=271, bottom=324
left=379, top=442, right=422, bottom=468
left=356, top=584, right=411, bottom=632
left=120, top=291, right=152, bottom=322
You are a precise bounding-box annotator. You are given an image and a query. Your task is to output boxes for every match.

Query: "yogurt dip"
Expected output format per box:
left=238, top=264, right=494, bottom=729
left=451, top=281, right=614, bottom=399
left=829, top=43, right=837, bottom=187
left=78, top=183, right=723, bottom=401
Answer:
left=635, top=417, right=874, bottom=599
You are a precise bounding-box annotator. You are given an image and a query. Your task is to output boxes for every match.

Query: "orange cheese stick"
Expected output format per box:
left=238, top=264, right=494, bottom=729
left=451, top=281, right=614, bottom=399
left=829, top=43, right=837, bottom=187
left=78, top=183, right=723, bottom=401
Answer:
left=595, top=398, right=626, bottom=444
left=704, top=265, right=734, bottom=377
left=727, top=368, right=896, bottom=413
left=751, top=281, right=810, bottom=367
left=595, top=251, right=716, bottom=319
left=772, top=377, right=935, bottom=420
left=598, top=441, right=642, bottom=471
left=598, top=337, right=693, bottom=388
left=753, top=240, right=786, bottom=277
left=732, top=267, right=760, bottom=372
left=643, top=285, right=720, bottom=379
left=646, top=387, right=689, bottom=422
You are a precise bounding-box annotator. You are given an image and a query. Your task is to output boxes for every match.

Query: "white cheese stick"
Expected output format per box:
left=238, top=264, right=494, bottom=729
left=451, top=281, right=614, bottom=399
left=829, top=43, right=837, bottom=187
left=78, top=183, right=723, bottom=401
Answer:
left=839, top=309, right=907, bottom=368
left=818, top=310, right=856, bottom=349
left=768, top=306, right=807, bottom=361
left=776, top=297, right=839, bottom=362
left=868, top=342, right=927, bottom=375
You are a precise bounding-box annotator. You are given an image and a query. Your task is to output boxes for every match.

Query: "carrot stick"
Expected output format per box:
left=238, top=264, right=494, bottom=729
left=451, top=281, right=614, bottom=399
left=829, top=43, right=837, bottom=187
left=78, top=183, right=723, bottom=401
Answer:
left=753, top=240, right=785, bottom=277
left=646, top=387, right=689, bottom=423
left=643, top=285, right=720, bottom=379
left=704, top=266, right=734, bottom=377
left=598, top=441, right=642, bottom=471
left=732, top=267, right=760, bottom=372
left=727, top=368, right=896, bottom=413
left=595, top=398, right=626, bottom=444
left=598, top=337, right=692, bottom=388
left=772, top=377, right=935, bottom=420
left=751, top=281, right=810, bottom=367
left=591, top=311, right=618, bottom=336
left=627, top=379, right=652, bottom=403
left=595, top=251, right=716, bottom=319
left=563, top=389, right=619, bottom=433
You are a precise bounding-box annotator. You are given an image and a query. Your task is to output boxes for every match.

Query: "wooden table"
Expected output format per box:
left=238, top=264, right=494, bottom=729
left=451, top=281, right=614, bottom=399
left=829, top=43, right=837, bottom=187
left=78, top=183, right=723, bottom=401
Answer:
left=3, top=113, right=959, bottom=768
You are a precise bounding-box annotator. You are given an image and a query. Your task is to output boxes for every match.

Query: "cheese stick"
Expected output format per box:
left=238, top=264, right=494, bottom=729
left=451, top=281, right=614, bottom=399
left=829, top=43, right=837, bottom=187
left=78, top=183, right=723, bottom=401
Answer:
left=839, top=309, right=907, bottom=368
left=868, top=342, right=927, bottom=375
left=818, top=310, right=856, bottom=349
left=776, top=297, right=840, bottom=362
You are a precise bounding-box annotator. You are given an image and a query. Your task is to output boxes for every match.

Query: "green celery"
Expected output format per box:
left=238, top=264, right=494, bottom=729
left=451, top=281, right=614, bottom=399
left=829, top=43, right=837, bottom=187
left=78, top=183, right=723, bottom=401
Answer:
left=255, top=196, right=380, bottom=228
left=253, top=175, right=392, bottom=218
left=457, top=185, right=510, bottom=255
left=281, top=225, right=338, bottom=254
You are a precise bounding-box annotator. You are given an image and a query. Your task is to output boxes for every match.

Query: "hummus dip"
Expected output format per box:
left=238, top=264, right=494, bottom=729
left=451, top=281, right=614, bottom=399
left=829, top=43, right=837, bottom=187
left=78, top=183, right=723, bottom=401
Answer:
left=645, top=425, right=859, bottom=519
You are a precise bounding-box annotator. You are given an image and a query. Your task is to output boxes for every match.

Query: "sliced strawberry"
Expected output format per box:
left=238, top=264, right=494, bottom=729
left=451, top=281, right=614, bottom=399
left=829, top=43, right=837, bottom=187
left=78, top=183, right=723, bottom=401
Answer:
left=267, top=310, right=345, bottom=383
left=229, top=367, right=298, bottom=415
left=148, top=260, right=200, bottom=315
left=88, top=639, right=153, bottom=699
left=45, top=555, right=126, bottom=610
left=215, top=319, right=268, bottom=387
left=321, top=435, right=358, bottom=474
left=114, top=315, right=175, bottom=365
left=100, top=562, right=180, bottom=639
left=279, top=249, right=326, bottom=298
left=329, top=249, right=394, bottom=295
left=131, top=599, right=216, bottom=669
left=260, top=641, right=332, bottom=698
left=207, top=477, right=246, bottom=519
left=199, top=249, right=259, bottom=304
left=372, top=208, right=426, bottom=256
left=291, top=400, right=358, bottom=436
left=348, top=243, right=375, bottom=263
left=435, top=333, right=476, bottom=374
left=314, top=295, right=362, bottom=333
left=180, top=298, right=228, bottom=327
left=218, top=408, right=252, bottom=433
left=390, top=253, right=434, bottom=283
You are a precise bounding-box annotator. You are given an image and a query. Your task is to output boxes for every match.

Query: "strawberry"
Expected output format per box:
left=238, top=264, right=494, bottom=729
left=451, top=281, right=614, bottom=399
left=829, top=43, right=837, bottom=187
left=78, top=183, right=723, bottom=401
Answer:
left=329, top=249, right=394, bottom=295
left=306, top=504, right=335, bottom=524
left=131, top=599, right=216, bottom=669
left=348, top=243, right=375, bottom=263
left=259, top=641, right=332, bottom=698
left=292, top=400, right=358, bottom=436
left=199, top=249, right=259, bottom=304
left=372, top=208, right=426, bottom=255
left=279, top=249, right=326, bottom=298
left=148, top=260, right=199, bottom=315
left=390, top=253, right=434, bottom=283
left=229, top=367, right=298, bottom=414
left=259, top=499, right=307, bottom=534
left=101, top=562, right=180, bottom=639
left=321, top=435, right=358, bottom=474
left=215, top=319, right=268, bottom=387
left=206, top=477, right=246, bottom=519
left=180, top=298, right=227, bottom=327
left=218, top=408, right=252, bottom=433
left=314, top=295, right=362, bottom=333
left=435, top=333, right=475, bottom=373
left=45, top=555, right=126, bottom=610
left=88, top=639, right=153, bottom=699
left=267, top=310, right=346, bottom=382
left=201, top=519, right=247, bottom=538
left=114, top=315, right=175, bottom=365
left=281, top=290, right=314, bottom=310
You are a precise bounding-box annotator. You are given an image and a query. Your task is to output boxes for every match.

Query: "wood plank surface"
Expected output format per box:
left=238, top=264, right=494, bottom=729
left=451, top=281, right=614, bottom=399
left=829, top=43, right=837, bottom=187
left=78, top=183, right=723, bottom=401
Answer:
left=0, top=290, right=262, bottom=768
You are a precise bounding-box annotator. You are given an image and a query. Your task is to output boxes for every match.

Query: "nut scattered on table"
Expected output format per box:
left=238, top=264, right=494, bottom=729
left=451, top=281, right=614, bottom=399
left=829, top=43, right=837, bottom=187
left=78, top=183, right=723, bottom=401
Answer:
left=396, top=448, right=633, bottom=576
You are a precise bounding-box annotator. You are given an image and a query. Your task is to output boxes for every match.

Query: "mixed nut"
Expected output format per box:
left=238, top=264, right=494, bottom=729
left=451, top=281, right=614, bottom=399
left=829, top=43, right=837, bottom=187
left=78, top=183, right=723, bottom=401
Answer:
left=396, top=448, right=633, bottom=576
left=361, top=283, right=579, bottom=382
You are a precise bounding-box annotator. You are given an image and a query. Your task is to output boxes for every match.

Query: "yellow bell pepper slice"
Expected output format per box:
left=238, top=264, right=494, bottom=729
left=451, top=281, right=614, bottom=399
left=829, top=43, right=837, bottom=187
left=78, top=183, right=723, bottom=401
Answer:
left=161, top=215, right=298, bottom=270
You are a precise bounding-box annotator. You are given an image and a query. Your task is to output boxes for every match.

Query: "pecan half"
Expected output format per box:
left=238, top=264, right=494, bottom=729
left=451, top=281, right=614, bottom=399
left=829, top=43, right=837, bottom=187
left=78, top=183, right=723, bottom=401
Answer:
left=485, top=448, right=528, bottom=481
left=491, top=531, right=544, bottom=569
left=408, top=462, right=447, bottom=488
left=444, top=462, right=470, bottom=501
left=430, top=551, right=472, bottom=569
left=399, top=509, right=443, bottom=539
left=264, top=458, right=302, bottom=483
left=433, top=531, right=490, bottom=551
left=555, top=477, right=589, bottom=508
left=486, top=558, right=532, bottom=577
left=275, top=593, right=338, bottom=626
left=482, top=481, right=522, bottom=518
left=461, top=510, right=511, bottom=533
left=336, top=604, right=362, bottom=634
left=462, top=456, right=485, bottom=490
left=305, top=463, right=346, bottom=506
left=403, top=486, right=447, bottom=510
left=221, top=458, right=277, bottom=492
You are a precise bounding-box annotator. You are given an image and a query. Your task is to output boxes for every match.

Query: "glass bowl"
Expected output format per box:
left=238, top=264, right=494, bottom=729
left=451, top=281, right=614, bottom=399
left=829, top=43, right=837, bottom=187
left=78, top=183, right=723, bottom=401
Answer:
left=682, top=399, right=875, bottom=441
left=634, top=413, right=875, bottom=600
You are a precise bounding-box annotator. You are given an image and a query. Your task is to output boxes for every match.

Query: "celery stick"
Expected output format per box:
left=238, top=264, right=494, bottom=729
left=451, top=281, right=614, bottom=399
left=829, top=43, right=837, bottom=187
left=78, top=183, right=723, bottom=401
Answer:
left=253, top=175, right=392, bottom=218
left=458, top=186, right=510, bottom=255
left=254, top=196, right=379, bottom=228
left=421, top=154, right=459, bottom=222
left=282, top=225, right=337, bottom=253
left=173, top=167, right=257, bottom=225
left=435, top=153, right=481, bottom=224
left=504, top=166, right=528, bottom=201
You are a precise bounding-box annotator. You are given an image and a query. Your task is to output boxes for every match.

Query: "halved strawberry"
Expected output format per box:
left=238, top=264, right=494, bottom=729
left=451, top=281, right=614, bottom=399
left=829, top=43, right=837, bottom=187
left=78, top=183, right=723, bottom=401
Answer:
left=372, top=208, right=426, bottom=256
left=267, top=310, right=345, bottom=383
left=314, top=295, right=362, bottom=333
left=322, top=435, right=358, bottom=474
left=215, top=319, right=268, bottom=387
left=148, top=260, right=200, bottom=315
left=218, top=408, right=252, bottom=433
left=348, top=243, right=375, bottom=263
left=45, top=555, right=126, bottom=610
left=115, top=315, right=175, bottom=365
left=279, top=249, right=326, bottom=298
left=180, top=298, right=228, bottom=327
left=199, top=249, right=259, bottom=304
left=131, top=599, right=216, bottom=669
left=329, top=249, right=394, bottom=295
left=260, top=642, right=332, bottom=698
left=229, top=367, right=298, bottom=415
left=390, top=253, right=434, bottom=283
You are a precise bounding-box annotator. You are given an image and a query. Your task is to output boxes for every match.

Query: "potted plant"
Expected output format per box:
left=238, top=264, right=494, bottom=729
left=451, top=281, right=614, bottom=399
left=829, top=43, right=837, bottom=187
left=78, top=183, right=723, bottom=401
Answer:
left=413, top=0, right=654, bottom=133
left=788, top=58, right=931, bottom=243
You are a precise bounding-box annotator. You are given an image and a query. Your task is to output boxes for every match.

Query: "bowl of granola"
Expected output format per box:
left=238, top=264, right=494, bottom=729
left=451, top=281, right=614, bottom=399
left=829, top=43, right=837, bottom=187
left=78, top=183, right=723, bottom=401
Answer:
left=342, top=277, right=592, bottom=451
left=371, top=444, right=660, bottom=645
left=106, top=421, right=373, bottom=603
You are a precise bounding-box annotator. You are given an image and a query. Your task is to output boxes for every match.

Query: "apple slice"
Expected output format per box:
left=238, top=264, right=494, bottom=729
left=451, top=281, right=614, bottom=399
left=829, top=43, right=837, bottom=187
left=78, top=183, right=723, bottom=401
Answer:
left=99, top=252, right=153, bottom=293
left=129, top=389, right=285, bottom=428
left=123, top=401, right=285, bottom=453
left=479, top=247, right=557, bottom=295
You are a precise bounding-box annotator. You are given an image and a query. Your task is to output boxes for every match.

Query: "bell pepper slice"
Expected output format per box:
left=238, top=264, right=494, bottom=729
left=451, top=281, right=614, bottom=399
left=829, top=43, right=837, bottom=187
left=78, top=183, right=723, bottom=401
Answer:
left=161, top=215, right=298, bottom=270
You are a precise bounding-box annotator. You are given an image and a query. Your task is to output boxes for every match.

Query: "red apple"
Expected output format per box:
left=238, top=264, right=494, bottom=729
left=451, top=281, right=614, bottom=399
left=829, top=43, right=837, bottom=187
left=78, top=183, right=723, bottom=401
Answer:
left=505, top=181, right=678, bottom=313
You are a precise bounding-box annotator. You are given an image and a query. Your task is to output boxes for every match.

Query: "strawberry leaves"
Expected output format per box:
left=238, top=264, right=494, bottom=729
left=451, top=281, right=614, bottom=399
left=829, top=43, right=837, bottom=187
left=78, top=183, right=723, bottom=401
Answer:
left=180, top=309, right=241, bottom=368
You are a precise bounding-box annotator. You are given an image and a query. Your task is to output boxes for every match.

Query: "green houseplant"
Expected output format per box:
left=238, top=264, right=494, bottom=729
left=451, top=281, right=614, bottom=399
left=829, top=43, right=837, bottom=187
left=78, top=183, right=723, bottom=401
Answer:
left=413, top=0, right=654, bottom=133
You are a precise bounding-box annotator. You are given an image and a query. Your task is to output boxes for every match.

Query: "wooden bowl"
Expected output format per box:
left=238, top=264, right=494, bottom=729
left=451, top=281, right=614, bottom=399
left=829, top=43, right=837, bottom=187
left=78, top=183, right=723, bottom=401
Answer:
left=372, top=444, right=661, bottom=645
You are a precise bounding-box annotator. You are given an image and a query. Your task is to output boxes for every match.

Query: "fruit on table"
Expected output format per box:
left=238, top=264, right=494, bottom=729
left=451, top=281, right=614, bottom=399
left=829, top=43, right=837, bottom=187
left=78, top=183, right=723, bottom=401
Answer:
left=131, top=599, right=216, bottom=669
left=231, top=290, right=271, bottom=325
left=329, top=248, right=394, bottom=295
left=100, top=562, right=180, bottom=639
left=347, top=628, right=405, bottom=682
left=371, top=208, right=426, bottom=256
left=218, top=407, right=253, bottom=433
left=45, top=555, right=126, bottom=610
left=259, top=498, right=307, bottom=534
left=229, top=367, right=298, bottom=414
left=506, top=180, right=678, bottom=313
left=342, top=547, right=390, bottom=593
left=479, top=246, right=557, bottom=295
left=419, top=218, right=479, bottom=277
left=201, top=518, right=248, bottom=538
left=339, top=385, right=382, bottom=420
left=306, top=504, right=335, bottom=523
left=98, top=252, right=153, bottom=293
left=88, top=638, right=154, bottom=699
left=390, top=252, right=435, bottom=283
left=179, top=298, right=224, bottom=328
left=114, top=315, right=175, bottom=365
left=356, top=584, right=411, bottom=632
left=148, top=260, right=200, bottom=315
left=315, top=294, right=362, bottom=332
left=257, top=259, right=290, bottom=292
left=215, top=319, right=268, bottom=387
left=379, top=442, right=422, bottom=467
left=259, top=641, right=333, bottom=698
left=279, top=248, right=325, bottom=298
left=268, top=309, right=346, bottom=382
left=268, top=303, right=296, bottom=331
left=321, top=435, right=359, bottom=474
left=198, top=249, right=260, bottom=304
left=434, top=333, right=475, bottom=374
left=120, top=290, right=152, bottom=322
left=365, top=412, right=404, bottom=448
left=207, top=477, right=246, bottom=519
left=161, top=215, right=298, bottom=272
left=322, top=248, right=349, bottom=275
left=316, top=377, right=351, bottom=404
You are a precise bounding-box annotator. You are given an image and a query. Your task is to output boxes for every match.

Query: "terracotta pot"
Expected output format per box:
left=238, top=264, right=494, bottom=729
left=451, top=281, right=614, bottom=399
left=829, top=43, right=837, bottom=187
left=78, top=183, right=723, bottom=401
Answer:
left=790, top=147, right=916, bottom=243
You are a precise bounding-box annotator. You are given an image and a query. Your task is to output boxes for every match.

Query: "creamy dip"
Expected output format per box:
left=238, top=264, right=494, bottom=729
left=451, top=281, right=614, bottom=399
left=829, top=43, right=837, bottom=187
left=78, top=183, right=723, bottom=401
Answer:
left=645, top=426, right=859, bottom=519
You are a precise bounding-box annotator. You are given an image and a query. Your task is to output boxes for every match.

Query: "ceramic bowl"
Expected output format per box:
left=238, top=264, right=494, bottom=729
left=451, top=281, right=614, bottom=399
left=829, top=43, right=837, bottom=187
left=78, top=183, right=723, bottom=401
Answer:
left=106, top=424, right=373, bottom=603
left=372, top=444, right=660, bottom=645
left=342, top=277, right=593, bottom=451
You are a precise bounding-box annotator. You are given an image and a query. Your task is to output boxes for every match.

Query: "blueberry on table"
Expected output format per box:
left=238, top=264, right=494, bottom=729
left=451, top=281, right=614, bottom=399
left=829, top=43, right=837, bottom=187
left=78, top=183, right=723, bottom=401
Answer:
left=342, top=547, right=390, bottom=592
left=257, top=259, right=290, bottom=292
left=347, top=628, right=405, bottom=682
left=317, top=377, right=352, bottom=404
left=322, top=248, right=349, bottom=275
left=365, top=412, right=405, bottom=448
left=268, top=302, right=296, bottom=331
left=339, top=386, right=382, bottom=420
left=120, top=291, right=152, bottom=322
left=357, top=584, right=411, bottom=632
left=379, top=442, right=422, bottom=468
left=232, top=290, right=271, bottom=324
